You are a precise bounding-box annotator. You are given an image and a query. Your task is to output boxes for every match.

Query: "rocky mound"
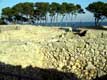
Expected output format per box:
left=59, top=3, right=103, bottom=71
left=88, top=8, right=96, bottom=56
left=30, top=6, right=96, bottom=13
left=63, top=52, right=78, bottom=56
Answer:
left=0, top=25, right=107, bottom=80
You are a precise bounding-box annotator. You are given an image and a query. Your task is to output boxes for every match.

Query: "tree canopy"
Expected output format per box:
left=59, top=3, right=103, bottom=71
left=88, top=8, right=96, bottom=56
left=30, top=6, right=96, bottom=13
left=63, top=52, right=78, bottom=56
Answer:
left=86, top=1, right=107, bottom=26
left=1, top=2, right=84, bottom=24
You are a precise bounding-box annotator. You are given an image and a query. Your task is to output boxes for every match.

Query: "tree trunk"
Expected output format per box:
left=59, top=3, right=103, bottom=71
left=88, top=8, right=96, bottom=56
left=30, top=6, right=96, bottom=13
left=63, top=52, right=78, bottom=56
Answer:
left=70, top=13, right=73, bottom=21
left=56, top=13, right=58, bottom=22
left=95, top=18, right=100, bottom=27
left=95, top=17, right=97, bottom=26
left=53, top=15, right=55, bottom=23
left=45, top=15, right=47, bottom=24
left=50, top=16, right=53, bottom=23
left=61, top=15, right=65, bottom=22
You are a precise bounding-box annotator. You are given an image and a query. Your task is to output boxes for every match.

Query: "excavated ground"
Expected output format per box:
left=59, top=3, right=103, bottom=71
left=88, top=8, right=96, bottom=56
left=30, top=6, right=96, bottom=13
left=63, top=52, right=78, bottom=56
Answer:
left=0, top=25, right=107, bottom=80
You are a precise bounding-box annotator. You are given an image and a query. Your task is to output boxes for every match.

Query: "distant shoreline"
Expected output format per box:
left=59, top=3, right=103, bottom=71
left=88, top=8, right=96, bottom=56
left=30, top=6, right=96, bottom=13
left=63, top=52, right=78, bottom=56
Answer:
left=0, top=21, right=107, bottom=28
left=32, top=21, right=107, bottom=27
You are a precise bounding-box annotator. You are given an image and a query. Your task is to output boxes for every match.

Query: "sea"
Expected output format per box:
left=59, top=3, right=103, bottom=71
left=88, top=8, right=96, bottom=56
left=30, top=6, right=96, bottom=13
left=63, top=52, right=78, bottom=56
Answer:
left=34, top=22, right=107, bottom=28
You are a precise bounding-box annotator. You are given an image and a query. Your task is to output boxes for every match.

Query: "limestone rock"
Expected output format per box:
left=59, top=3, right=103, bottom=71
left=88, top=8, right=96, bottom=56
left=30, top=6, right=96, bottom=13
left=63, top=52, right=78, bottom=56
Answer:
left=86, top=62, right=96, bottom=70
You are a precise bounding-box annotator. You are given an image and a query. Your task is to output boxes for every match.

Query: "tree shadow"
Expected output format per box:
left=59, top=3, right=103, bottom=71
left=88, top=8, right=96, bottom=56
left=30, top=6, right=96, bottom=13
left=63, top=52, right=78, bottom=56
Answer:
left=0, top=62, right=79, bottom=80
left=72, top=26, right=107, bottom=37
left=93, top=75, right=107, bottom=80
left=78, top=26, right=107, bottom=31
left=59, top=27, right=72, bottom=32
left=94, top=75, right=107, bottom=80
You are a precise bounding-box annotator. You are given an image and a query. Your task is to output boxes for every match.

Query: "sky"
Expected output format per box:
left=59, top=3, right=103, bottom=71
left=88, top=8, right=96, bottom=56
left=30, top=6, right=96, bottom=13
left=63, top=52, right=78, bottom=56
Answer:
left=0, top=0, right=107, bottom=22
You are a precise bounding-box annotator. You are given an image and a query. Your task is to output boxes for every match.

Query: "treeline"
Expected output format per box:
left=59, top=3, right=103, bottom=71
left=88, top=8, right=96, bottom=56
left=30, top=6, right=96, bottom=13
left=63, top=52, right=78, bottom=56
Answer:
left=0, top=2, right=84, bottom=25
left=0, top=1, right=107, bottom=26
